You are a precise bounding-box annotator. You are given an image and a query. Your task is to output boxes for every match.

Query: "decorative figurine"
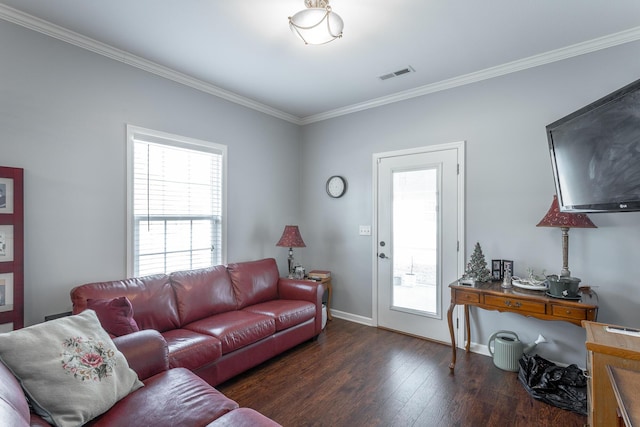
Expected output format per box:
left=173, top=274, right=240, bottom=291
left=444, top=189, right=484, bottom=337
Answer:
left=461, top=242, right=492, bottom=284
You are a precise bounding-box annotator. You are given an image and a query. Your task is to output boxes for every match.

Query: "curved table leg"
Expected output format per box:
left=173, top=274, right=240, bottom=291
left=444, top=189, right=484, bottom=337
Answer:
left=447, top=300, right=457, bottom=371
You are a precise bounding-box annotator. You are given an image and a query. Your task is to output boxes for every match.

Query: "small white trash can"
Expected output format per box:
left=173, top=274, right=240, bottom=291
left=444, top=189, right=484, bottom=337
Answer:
left=321, top=304, right=327, bottom=329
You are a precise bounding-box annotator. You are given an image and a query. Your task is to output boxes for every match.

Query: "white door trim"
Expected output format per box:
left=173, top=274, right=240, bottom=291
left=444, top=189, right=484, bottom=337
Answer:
left=372, top=141, right=466, bottom=346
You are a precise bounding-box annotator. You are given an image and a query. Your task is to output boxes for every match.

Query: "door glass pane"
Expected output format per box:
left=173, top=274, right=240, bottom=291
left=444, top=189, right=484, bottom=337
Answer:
left=392, top=168, right=438, bottom=315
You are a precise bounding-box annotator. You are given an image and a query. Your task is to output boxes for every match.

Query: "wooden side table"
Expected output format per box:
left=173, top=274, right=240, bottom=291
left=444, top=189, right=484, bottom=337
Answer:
left=308, top=271, right=332, bottom=321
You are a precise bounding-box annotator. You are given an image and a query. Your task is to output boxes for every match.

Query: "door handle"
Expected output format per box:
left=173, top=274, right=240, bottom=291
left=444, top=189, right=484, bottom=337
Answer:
left=378, top=253, right=390, bottom=259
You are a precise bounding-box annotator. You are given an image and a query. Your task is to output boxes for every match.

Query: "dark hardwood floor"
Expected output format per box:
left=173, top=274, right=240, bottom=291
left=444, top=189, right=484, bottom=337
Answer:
left=217, top=319, right=586, bottom=427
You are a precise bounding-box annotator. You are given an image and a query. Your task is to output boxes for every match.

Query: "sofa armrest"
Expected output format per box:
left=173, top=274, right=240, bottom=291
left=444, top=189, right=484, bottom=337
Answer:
left=278, top=278, right=324, bottom=303
left=28, top=414, right=51, bottom=427
left=112, top=330, right=169, bottom=380
left=278, top=278, right=325, bottom=335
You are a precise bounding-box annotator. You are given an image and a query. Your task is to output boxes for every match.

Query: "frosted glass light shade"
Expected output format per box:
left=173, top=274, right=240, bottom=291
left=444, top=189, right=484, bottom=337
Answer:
left=289, top=6, right=343, bottom=45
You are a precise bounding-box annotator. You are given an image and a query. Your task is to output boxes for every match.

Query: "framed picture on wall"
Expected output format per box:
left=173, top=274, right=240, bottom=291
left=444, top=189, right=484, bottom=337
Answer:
left=0, top=225, right=14, bottom=263
left=0, top=272, right=13, bottom=313
left=0, top=166, right=23, bottom=329
left=0, top=178, right=14, bottom=214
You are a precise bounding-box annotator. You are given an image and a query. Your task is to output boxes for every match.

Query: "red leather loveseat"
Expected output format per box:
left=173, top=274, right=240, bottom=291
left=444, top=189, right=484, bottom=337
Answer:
left=71, top=258, right=325, bottom=386
left=0, top=328, right=280, bottom=426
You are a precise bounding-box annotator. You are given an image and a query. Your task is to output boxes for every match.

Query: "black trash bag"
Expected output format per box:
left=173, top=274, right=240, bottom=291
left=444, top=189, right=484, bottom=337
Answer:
left=518, top=353, right=587, bottom=416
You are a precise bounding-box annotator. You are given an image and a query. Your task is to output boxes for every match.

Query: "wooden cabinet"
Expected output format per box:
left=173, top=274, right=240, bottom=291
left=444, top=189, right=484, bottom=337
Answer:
left=584, top=321, right=640, bottom=427
left=607, top=366, right=640, bottom=427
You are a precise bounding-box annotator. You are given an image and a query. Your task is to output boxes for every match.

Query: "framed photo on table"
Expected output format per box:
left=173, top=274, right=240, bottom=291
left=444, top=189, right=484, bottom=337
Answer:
left=491, top=259, right=514, bottom=280
left=502, top=260, right=514, bottom=278
left=491, top=260, right=503, bottom=280
left=0, top=166, right=23, bottom=330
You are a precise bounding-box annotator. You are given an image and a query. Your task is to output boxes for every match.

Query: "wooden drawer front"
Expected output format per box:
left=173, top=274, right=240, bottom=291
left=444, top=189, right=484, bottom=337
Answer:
left=484, top=295, right=546, bottom=314
left=551, top=305, right=587, bottom=320
left=455, top=290, right=480, bottom=304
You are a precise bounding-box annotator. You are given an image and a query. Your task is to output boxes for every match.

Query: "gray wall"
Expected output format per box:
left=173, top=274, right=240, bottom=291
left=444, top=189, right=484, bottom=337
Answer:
left=300, top=40, right=640, bottom=365
left=3, top=17, right=640, bottom=366
left=0, top=20, right=301, bottom=327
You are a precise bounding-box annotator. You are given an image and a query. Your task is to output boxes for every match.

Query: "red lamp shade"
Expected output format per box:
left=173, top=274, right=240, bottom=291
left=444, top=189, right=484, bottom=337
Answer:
left=536, top=196, right=597, bottom=229
left=276, top=225, right=306, bottom=248
left=536, top=195, right=596, bottom=277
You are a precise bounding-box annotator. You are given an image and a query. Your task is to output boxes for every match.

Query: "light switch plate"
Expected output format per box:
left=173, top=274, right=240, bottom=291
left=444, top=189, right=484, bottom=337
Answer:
left=359, top=225, right=371, bottom=236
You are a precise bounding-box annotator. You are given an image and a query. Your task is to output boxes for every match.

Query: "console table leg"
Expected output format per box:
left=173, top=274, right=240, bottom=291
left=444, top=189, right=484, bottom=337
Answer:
left=447, top=300, right=457, bottom=371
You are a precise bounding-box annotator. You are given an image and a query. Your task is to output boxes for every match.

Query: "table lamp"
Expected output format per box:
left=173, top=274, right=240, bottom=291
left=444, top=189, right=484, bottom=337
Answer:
left=536, top=195, right=596, bottom=277
left=276, top=225, right=306, bottom=278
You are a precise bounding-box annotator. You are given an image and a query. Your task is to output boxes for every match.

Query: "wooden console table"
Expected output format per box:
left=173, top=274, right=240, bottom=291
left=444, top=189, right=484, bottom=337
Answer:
left=447, top=280, right=598, bottom=371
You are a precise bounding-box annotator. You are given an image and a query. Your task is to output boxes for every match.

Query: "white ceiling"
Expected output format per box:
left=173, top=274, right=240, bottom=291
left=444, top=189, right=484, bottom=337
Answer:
left=2, top=1, right=640, bottom=124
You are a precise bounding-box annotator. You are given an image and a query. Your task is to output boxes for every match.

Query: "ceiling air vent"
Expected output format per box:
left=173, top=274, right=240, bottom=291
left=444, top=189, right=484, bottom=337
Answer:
left=379, top=66, right=415, bottom=81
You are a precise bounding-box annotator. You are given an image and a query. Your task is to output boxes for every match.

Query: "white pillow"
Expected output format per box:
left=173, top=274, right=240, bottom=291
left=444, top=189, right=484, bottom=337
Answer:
left=0, top=310, right=143, bottom=427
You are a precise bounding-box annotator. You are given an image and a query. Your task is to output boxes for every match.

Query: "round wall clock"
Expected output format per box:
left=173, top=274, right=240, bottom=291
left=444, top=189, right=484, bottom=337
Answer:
left=326, top=175, right=347, bottom=198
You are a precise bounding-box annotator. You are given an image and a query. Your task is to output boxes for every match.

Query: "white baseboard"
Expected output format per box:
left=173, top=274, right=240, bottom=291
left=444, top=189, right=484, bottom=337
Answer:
left=459, top=342, right=578, bottom=368
left=329, top=309, right=374, bottom=326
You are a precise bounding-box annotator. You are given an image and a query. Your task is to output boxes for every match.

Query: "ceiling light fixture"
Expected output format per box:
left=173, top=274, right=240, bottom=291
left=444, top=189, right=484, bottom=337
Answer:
left=288, top=0, right=343, bottom=45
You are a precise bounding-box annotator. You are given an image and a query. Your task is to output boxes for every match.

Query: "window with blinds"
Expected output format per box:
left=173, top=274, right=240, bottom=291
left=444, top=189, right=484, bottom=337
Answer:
left=126, top=125, right=226, bottom=277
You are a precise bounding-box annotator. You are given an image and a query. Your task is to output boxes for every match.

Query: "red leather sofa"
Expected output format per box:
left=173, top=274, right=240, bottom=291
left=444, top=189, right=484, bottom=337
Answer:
left=71, top=258, right=325, bottom=386
left=0, top=328, right=280, bottom=426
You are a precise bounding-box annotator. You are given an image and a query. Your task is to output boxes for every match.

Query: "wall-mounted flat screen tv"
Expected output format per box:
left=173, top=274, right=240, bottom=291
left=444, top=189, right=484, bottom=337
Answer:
left=546, top=78, right=640, bottom=213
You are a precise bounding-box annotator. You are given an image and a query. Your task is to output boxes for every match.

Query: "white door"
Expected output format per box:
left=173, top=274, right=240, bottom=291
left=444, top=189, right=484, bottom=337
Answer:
left=375, top=143, right=463, bottom=343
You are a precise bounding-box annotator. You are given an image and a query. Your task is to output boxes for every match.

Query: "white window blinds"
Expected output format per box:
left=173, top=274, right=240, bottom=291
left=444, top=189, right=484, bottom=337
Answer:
left=127, top=126, right=226, bottom=276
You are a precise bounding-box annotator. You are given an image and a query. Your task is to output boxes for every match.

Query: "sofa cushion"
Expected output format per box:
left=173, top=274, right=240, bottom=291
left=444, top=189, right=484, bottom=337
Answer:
left=162, top=328, right=223, bottom=371
left=86, top=368, right=238, bottom=427
left=207, top=407, right=282, bottom=427
left=171, top=265, right=238, bottom=325
left=112, top=330, right=169, bottom=380
left=185, top=311, right=276, bottom=354
left=87, top=296, right=140, bottom=336
left=71, top=274, right=180, bottom=333
left=244, top=300, right=316, bottom=331
left=0, top=310, right=143, bottom=427
left=227, top=258, right=279, bottom=309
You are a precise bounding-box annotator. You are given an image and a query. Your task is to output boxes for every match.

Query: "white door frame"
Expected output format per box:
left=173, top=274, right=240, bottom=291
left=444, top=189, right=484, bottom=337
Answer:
left=372, top=141, right=466, bottom=347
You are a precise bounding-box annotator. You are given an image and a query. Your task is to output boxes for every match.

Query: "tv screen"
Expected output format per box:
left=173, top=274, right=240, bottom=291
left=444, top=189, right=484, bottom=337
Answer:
left=546, top=78, right=640, bottom=213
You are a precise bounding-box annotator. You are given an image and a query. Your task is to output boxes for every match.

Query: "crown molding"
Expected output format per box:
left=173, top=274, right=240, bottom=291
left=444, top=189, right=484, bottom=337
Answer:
left=2, top=4, right=639, bottom=127
left=300, top=26, right=640, bottom=125
left=0, top=4, right=302, bottom=125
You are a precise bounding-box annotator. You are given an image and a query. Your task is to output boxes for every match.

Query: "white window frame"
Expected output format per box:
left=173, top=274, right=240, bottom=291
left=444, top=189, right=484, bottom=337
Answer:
left=126, top=125, right=227, bottom=277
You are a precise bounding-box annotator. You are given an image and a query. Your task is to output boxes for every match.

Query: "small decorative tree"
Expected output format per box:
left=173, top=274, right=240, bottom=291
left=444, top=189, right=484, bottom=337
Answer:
left=462, top=242, right=492, bottom=283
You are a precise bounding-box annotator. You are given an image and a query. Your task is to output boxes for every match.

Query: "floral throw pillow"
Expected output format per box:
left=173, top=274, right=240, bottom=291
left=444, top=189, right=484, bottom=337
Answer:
left=0, top=310, right=143, bottom=427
